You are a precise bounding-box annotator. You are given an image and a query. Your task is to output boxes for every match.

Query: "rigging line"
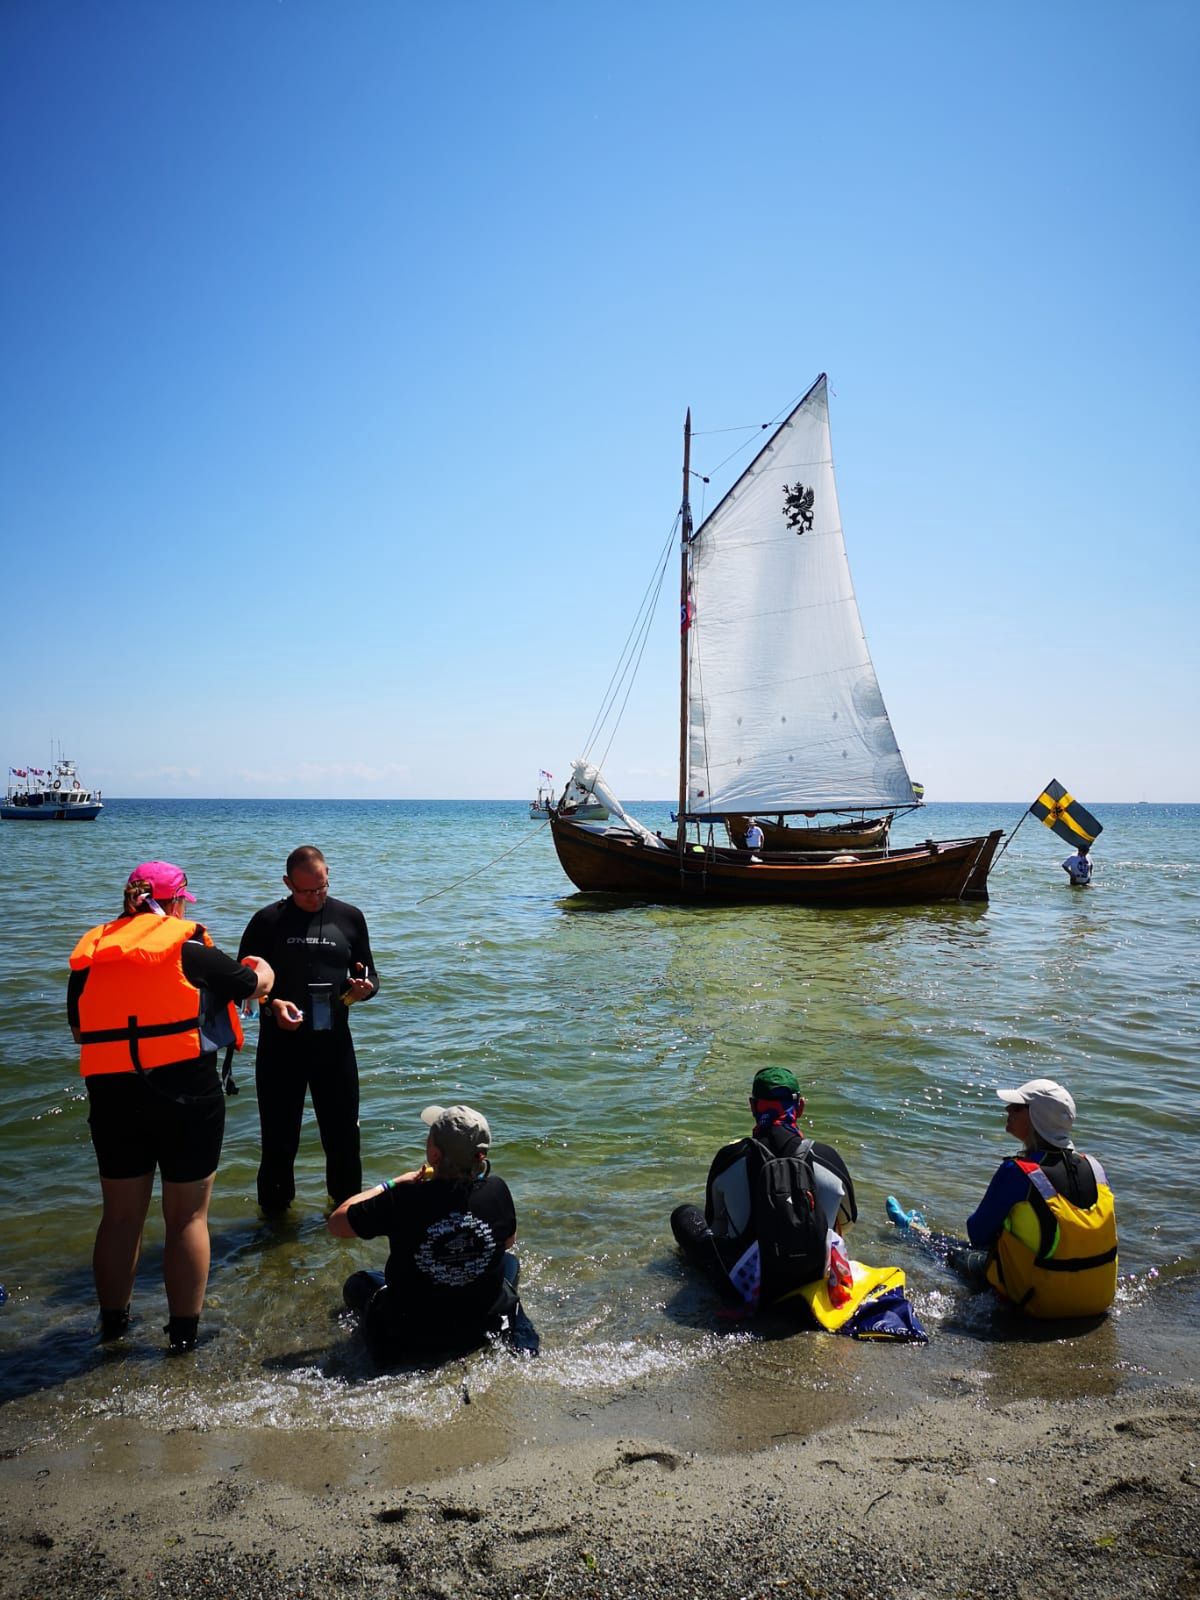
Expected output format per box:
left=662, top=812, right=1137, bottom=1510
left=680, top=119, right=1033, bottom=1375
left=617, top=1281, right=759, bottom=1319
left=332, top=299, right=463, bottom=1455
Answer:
left=693, top=388, right=810, bottom=494
left=414, top=818, right=552, bottom=907
left=691, top=423, right=778, bottom=436
left=582, top=519, right=677, bottom=761
left=595, top=544, right=673, bottom=771
left=581, top=515, right=678, bottom=758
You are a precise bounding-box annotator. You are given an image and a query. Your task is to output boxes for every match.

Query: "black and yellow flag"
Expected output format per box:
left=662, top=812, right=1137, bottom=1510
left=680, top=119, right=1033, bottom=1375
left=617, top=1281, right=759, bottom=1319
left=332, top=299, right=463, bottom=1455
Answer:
left=1029, top=779, right=1103, bottom=848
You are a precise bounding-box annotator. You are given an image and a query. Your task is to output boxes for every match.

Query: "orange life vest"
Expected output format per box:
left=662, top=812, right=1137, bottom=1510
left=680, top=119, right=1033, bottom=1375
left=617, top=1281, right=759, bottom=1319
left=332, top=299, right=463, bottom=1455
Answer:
left=70, top=915, right=244, bottom=1077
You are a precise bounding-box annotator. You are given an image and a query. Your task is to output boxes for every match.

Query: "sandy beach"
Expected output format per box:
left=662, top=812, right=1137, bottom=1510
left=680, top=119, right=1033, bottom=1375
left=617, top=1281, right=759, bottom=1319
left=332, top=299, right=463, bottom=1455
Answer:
left=4, top=1352, right=1197, bottom=1600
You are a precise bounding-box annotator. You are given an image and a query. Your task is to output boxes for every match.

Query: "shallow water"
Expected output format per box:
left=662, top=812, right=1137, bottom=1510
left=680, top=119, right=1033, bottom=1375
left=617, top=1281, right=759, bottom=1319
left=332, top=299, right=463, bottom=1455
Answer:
left=0, top=798, right=1197, bottom=1444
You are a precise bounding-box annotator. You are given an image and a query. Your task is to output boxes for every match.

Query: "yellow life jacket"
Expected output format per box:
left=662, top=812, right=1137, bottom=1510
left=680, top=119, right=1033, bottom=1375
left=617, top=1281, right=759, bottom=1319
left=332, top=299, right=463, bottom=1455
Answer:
left=779, top=1261, right=907, bottom=1333
left=70, top=915, right=244, bottom=1077
left=985, top=1155, right=1117, bottom=1319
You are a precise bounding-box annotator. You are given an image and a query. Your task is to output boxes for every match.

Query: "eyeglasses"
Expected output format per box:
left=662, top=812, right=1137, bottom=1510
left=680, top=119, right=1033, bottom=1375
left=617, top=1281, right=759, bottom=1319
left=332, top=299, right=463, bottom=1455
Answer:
left=289, top=880, right=329, bottom=897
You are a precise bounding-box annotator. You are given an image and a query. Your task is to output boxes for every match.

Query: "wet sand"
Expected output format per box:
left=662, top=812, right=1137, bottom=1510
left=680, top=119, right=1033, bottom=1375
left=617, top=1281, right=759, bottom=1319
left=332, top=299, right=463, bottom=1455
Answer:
left=3, top=1321, right=1198, bottom=1599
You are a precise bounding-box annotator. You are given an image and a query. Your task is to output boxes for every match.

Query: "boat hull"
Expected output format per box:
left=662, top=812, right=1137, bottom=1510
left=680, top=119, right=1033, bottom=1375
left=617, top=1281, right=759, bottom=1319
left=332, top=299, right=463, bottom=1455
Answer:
left=1, top=802, right=103, bottom=821
left=726, top=815, right=890, bottom=852
left=550, top=816, right=1002, bottom=906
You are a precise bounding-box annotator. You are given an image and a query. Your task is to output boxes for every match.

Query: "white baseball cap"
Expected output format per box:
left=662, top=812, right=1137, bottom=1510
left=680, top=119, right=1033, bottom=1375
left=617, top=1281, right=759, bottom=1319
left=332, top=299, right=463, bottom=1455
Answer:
left=997, top=1078, right=1076, bottom=1148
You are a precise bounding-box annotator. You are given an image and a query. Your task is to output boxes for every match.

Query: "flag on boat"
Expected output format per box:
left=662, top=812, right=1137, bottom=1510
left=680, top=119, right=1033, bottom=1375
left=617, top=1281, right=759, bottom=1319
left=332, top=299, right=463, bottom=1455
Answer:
left=1029, top=780, right=1103, bottom=847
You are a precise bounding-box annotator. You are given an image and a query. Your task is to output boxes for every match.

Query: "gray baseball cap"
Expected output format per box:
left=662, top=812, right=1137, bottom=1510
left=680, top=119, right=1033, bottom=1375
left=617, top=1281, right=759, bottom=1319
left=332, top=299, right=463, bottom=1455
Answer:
left=421, top=1103, right=491, bottom=1168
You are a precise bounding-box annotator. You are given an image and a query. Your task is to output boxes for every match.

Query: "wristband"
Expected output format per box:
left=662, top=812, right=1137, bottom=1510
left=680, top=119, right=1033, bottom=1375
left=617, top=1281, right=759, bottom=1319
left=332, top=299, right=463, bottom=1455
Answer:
left=379, top=1179, right=393, bottom=1193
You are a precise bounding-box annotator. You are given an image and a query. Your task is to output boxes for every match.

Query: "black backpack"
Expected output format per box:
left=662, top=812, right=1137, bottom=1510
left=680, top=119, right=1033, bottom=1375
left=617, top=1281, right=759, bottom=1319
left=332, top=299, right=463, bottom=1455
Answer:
left=744, top=1129, right=826, bottom=1301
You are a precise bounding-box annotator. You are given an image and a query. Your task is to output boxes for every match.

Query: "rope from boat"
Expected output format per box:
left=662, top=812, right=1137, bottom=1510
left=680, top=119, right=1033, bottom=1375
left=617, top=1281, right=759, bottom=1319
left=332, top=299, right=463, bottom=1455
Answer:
left=955, top=833, right=996, bottom=902
left=414, top=818, right=553, bottom=907
left=990, top=807, right=1030, bottom=867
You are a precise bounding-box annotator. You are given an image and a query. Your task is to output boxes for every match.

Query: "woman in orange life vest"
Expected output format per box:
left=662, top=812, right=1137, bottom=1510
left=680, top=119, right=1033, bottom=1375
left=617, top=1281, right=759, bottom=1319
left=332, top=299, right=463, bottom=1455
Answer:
left=67, top=862, right=274, bottom=1352
left=949, top=1078, right=1118, bottom=1319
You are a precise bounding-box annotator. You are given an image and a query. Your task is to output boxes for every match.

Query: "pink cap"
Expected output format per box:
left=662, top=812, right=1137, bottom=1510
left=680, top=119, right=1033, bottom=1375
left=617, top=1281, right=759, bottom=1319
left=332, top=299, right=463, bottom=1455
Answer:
left=127, top=861, right=196, bottom=903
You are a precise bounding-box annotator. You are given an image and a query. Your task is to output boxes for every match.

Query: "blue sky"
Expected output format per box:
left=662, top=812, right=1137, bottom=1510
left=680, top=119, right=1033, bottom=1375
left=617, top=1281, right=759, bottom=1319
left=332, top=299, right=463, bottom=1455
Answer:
left=2, top=1, right=1196, bottom=801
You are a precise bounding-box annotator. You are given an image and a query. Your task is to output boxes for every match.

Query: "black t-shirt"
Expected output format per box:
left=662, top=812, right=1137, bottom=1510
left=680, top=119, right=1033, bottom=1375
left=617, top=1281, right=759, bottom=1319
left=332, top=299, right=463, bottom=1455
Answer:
left=238, top=896, right=377, bottom=1031
left=347, top=1172, right=516, bottom=1332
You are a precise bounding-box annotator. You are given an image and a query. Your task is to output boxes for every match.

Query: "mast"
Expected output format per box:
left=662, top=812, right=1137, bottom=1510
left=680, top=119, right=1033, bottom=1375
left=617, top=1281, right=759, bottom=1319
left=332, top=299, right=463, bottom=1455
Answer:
left=676, top=409, right=693, bottom=848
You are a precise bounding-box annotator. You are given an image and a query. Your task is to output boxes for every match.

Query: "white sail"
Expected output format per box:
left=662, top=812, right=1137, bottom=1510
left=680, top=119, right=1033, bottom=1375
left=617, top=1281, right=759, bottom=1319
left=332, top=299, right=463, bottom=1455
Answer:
left=685, top=375, right=913, bottom=816
left=569, top=759, right=666, bottom=848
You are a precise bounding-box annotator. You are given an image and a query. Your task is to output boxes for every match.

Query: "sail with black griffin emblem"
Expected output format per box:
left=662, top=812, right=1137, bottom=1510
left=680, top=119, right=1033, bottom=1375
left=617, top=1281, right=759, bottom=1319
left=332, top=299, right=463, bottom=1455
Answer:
left=686, top=374, right=914, bottom=818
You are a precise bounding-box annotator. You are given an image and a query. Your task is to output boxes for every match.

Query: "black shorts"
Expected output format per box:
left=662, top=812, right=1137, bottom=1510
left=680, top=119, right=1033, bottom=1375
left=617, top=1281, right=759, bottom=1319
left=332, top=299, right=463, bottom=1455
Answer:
left=86, top=1059, right=225, bottom=1183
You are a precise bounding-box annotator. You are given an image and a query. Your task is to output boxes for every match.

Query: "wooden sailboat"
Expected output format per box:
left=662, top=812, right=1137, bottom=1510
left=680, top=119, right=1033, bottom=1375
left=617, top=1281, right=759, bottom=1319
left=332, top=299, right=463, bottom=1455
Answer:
left=549, top=376, right=1002, bottom=905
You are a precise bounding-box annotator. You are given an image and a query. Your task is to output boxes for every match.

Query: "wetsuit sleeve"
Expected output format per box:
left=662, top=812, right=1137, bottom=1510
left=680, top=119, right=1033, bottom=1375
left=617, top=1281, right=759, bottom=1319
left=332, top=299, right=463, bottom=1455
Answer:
left=812, top=1142, right=857, bottom=1223
left=237, top=907, right=271, bottom=964
left=345, top=905, right=378, bottom=999
left=181, top=939, right=259, bottom=1005
left=966, top=1157, right=1031, bottom=1248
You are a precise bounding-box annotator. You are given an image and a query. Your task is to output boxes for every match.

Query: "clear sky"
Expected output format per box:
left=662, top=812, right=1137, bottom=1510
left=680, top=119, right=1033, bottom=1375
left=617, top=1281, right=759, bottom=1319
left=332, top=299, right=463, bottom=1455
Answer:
left=2, top=1, right=1196, bottom=802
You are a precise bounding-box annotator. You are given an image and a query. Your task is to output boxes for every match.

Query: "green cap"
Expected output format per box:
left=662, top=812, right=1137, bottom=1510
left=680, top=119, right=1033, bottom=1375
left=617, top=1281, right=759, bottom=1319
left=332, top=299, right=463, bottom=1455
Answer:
left=751, top=1066, right=800, bottom=1098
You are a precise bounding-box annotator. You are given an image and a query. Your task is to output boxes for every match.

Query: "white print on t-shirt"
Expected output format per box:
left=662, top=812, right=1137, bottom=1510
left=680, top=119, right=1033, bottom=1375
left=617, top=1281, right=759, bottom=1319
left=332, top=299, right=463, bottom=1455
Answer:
left=415, top=1212, right=497, bottom=1286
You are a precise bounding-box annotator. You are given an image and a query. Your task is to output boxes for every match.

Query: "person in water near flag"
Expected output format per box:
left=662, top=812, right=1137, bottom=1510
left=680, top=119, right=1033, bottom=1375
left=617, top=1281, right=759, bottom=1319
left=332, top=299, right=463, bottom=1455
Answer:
left=67, top=862, right=274, bottom=1352
left=1062, top=844, right=1093, bottom=886
left=327, top=1103, right=537, bottom=1360
left=890, top=1078, right=1117, bottom=1320
left=670, top=1067, right=857, bottom=1312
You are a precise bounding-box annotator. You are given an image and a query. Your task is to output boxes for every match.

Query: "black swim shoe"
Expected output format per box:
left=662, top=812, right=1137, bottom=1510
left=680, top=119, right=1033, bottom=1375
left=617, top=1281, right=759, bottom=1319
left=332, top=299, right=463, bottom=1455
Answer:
left=165, top=1315, right=200, bottom=1353
left=99, top=1306, right=131, bottom=1341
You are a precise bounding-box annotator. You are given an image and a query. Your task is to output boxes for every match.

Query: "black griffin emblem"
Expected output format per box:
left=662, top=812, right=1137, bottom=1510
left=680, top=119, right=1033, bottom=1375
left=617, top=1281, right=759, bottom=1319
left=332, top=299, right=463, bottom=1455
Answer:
left=782, top=482, right=815, bottom=534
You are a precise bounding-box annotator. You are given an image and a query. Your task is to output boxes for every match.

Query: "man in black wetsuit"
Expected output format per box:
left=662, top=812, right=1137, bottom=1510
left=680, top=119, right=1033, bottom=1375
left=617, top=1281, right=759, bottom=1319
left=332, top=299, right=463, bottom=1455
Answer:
left=670, top=1066, right=857, bottom=1310
left=238, top=845, right=378, bottom=1213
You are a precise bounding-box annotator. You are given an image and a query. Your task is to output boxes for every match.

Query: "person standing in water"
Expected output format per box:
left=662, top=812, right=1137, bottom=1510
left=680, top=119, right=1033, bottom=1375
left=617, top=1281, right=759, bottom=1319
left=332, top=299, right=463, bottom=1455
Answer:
left=238, top=846, right=378, bottom=1214
left=1062, top=845, right=1093, bottom=886
left=68, top=861, right=274, bottom=1351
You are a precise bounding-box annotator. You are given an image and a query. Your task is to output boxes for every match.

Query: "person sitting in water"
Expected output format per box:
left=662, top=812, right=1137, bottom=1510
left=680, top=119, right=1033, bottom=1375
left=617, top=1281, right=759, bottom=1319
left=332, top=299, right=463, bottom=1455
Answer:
left=670, top=1066, right=856, bottom=1312
left=947, top=1078, right=1117, bottom=1319
left=327, top=1103, right=537, bottom=1359
left=1062, top=845, right=1093, bottom=886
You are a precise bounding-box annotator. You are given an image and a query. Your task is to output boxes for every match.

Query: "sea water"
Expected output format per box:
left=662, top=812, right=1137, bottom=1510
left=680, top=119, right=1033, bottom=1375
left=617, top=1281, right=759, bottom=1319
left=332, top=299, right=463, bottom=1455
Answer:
left=0, top=799, right=1197, bottom=1449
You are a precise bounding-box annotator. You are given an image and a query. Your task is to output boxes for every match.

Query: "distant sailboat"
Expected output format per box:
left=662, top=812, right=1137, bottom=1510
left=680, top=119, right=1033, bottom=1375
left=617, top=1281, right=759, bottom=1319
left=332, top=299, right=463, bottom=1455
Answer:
left=550, top=376, right=1001, bottom=905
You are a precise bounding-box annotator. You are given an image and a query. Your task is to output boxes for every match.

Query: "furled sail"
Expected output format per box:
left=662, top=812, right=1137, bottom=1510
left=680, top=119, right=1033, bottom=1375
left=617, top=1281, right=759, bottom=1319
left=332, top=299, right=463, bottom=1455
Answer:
left=685, top=375, right=913, bottom=817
